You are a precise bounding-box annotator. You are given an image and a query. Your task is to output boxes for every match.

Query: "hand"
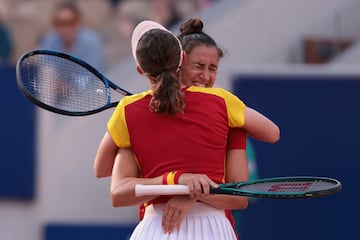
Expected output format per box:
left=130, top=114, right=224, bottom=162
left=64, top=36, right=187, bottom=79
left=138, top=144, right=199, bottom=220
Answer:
left=178, top=173, right=218, bottom=199
left=162, top=195, right=197, bottom=234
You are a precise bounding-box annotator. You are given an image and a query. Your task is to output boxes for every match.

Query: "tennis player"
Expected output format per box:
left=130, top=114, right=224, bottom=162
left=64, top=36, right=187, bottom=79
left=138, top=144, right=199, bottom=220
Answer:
left=95, top=20, right=279, bottom=239
left=164, top=18, right=253, bottom=237
left=143, top=18, right=279, bottom=237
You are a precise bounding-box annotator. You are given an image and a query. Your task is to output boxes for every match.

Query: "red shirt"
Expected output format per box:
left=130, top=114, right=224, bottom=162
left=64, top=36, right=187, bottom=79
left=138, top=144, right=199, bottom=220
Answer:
left=108, top=86, right=246, bottom=184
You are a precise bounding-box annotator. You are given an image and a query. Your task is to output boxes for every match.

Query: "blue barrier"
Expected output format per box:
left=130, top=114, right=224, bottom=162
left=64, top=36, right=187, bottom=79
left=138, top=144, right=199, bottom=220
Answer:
left=45, top=224, right=136, bottom=240
left=0, top=65, right=35, bottom=199
left=233, top=74, right=356, bottom=240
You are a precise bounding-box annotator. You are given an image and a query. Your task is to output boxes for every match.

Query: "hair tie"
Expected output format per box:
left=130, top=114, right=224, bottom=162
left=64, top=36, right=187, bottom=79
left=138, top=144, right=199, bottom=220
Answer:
left=149, top=97, right=160, bottom=112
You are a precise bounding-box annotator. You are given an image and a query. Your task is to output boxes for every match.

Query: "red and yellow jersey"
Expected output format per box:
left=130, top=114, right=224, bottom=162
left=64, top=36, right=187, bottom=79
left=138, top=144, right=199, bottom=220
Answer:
left=108, top=86, right=246, bottom=184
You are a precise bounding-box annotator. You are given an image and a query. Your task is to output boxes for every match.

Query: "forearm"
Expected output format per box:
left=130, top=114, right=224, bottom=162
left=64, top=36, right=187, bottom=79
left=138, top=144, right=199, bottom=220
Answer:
left=111, top=176, right=162, bottom=207
left=244, top=107, right=280, bottom=143
left=246, top=122, right=280, bottom=143
left=198, top=194, right=248, bottom=210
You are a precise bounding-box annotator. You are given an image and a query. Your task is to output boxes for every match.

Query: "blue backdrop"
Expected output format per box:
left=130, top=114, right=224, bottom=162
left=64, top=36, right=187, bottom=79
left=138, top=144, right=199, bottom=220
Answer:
left=0, top=65, right=35, bottom=199
left=233, top=74, right=357, bottom=240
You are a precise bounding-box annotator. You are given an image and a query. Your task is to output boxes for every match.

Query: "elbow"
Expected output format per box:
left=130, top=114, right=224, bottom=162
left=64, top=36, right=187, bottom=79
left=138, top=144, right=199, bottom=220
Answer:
left=94, top=170, right=109, bottom=179
left=111, top=189, right=124, bottom=208
left=111, top=199, right=122, bottom=208
left=240, top=197, right=249, bottom=210
left=94, top=165, right=112, bottom=179
left=94, top=168, right=105, bottom=179
left=110, top=184, right=132, bottom=208
left=231, top=197, right=249, bottom=210
left=269, top=126, right=280, bottom=144
left=94, top=169, right=103, bottom=179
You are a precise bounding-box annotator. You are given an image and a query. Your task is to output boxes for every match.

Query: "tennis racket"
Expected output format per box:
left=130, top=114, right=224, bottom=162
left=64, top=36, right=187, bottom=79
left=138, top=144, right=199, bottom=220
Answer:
left=135, top=176, right=341, bottom=199
left=16, top=50, right=132, bottom=116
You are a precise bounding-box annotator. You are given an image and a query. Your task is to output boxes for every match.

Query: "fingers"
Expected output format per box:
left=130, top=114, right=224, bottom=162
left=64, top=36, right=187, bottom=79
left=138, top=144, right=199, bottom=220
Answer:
left=182, top=174, right=218, bottom=198
left=162, top=206, right=177, bottom=234
left=162, top=199, right=189, bottom=233
left=161, top=196, right=197, bottom=233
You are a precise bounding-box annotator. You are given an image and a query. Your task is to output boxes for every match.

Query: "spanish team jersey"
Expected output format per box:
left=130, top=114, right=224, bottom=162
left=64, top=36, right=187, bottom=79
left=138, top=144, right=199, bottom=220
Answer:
left=107, top=86, right=246, bottom=184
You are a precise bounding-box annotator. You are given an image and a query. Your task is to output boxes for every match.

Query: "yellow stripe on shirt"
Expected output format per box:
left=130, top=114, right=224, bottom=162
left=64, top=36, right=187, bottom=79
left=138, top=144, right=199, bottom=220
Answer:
left=107, top=90, right=153, bottom=148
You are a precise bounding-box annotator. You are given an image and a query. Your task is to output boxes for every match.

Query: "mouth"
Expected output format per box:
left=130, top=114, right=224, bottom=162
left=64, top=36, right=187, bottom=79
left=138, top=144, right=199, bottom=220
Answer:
left=192, top=81, right=208, bottom=88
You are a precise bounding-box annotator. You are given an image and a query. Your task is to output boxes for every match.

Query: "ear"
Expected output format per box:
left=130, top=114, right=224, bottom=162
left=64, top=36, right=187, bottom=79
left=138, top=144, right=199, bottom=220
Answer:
left=180, top=50, right=186, bottom=66
left=136, top=65, right=144, bottom=75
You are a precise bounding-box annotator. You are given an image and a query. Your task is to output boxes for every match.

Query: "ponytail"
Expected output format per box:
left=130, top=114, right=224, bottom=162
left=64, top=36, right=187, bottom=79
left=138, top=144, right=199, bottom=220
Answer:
left=150, top=70, right=185, bottom=114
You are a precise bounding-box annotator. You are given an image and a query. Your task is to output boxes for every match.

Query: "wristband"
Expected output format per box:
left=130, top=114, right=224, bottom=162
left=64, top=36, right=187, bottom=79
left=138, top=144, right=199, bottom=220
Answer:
left=162, top=171, right=182, bottom=185
left=174, top=171, right=184, bottom=184
left=162, top=172, right=170, bottom=184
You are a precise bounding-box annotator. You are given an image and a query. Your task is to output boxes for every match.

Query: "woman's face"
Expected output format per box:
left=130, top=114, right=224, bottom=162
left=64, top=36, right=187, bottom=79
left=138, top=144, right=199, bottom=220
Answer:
left=181, top=45, right=220, bottom=88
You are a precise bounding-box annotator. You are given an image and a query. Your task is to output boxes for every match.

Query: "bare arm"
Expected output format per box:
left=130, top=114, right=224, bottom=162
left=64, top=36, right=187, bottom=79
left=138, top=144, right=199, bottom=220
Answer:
left=243, top=107, right=280, bottom=143
left=110, top=147, right=219, bottom=207
left=95, top=133, right=160, bottom=205
left=110, top=147, right=163, bottom=207
left=94, top=132, right=118, bottom=178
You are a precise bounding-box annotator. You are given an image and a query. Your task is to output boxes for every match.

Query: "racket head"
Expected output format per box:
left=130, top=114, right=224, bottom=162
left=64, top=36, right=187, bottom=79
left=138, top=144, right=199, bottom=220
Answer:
left=16, top=50, right=130, bottom=116
left=214, top=176, right=342, bottom=199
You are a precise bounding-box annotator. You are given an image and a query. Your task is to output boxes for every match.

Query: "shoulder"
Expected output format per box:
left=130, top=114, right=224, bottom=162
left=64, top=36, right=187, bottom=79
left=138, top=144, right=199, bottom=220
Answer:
left=186, top=86, right=242, bottom=101
left=186, top=86, right=231, bottom=95
left=119, top=90, right=152, bottom=107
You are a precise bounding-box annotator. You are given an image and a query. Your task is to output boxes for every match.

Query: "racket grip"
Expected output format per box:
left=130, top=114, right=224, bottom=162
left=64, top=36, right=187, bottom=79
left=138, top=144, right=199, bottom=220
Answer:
left=135, top=184, right=190, bottom=197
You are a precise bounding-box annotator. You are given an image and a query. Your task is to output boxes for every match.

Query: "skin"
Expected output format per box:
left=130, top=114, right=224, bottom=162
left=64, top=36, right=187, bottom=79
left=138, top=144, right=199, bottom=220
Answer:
left=95, top=45, right=279, bottom=233
left=180, top=45, right=218, bottom=88
left=181, top=45, right=280, bottom=143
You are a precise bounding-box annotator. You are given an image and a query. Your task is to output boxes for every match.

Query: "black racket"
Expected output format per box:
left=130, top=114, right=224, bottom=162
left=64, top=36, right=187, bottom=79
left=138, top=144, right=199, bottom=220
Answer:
left=135, top=176, right=342, bottom=199
left=16, top=50, right=132, bottom=116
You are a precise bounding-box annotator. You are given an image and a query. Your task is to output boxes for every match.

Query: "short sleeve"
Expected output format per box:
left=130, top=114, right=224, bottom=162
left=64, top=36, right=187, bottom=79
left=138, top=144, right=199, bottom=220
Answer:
left=107, top=99, right=131, bottom=148
left=222, top=89, right=246, bottom=128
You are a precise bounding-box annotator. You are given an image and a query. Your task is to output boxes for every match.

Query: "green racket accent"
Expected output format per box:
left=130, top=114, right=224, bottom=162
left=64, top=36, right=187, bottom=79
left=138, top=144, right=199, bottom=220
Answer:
left=212, top=176, right=341, bottom=199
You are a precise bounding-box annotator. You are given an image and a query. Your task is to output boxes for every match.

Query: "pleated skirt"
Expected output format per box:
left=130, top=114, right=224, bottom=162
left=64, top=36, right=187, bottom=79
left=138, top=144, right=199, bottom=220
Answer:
left=129, top=202, right=237, bottom=240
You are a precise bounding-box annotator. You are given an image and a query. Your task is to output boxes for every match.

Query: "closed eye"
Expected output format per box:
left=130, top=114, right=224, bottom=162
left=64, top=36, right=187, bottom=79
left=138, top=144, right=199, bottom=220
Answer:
left=209, top=67, right=217, bottom=73
left=194, top=63, right=205, bottom=69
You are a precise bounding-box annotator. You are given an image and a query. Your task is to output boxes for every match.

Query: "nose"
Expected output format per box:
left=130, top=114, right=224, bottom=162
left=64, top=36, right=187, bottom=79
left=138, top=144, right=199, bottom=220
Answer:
left=200, top=69, right=210, bottom=83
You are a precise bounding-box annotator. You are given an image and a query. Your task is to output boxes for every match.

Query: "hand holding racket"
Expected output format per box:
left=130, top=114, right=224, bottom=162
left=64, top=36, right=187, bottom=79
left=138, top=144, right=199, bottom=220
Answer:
left=16, top=50, right=132, bottom=116
left=135, top=176, right=341, bottom=199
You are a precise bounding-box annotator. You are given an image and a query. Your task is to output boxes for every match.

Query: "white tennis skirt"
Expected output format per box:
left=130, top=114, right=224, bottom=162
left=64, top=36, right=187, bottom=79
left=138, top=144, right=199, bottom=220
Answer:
left=129, top=202, right=237, bottom=240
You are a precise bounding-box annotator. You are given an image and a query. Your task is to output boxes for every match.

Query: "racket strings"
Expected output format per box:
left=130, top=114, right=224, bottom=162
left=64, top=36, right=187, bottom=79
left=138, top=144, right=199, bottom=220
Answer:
left=239, top=180, right=336, bottom=193
left=19, top=54, right=108, bottom=112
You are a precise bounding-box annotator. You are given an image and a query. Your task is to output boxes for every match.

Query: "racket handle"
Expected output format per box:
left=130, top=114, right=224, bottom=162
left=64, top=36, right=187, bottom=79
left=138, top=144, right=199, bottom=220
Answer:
left=135, top=184, right=190, bottom=197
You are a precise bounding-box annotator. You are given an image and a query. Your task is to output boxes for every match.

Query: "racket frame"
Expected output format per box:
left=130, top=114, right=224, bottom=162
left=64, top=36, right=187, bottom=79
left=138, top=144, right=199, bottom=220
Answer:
left=16, top=50, right=132, bottom=116
left=214, top=176, right=342, bottom=198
